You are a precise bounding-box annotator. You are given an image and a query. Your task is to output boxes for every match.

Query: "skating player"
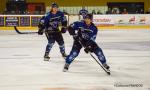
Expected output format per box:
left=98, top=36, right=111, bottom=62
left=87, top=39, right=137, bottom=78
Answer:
left=79, top=7, right=88, bottom=18
left=63, top=14, right=110, bottom=72
left=38, top=3, right=68, bottom=61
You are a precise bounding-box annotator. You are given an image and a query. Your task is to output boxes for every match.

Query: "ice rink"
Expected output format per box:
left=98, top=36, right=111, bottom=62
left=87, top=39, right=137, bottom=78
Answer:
left=0, top=29, right=150, bottom=90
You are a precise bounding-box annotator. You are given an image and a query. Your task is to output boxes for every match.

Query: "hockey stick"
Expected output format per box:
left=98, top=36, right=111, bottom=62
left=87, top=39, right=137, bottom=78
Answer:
left=76, top=37, right=110, bottom=75
left=90, top=53, right=111, bottom=75
left=14, top=26, right=38, bottom=34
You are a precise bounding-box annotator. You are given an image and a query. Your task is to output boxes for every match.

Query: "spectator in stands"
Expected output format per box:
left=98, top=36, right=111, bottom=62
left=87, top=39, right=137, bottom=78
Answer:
left=112, top=7, right=120, bottom=14
left=97, top=10, right=103, bottom=14
left=135, top=10, right=139, bottom=14
left=140, top=9, right=144, bottom=14
left=136, top=9, right=144, bottom=14
left=122, top=8, right=128, bottom=14
left=92, top=10, right=96, bottom=14
left=112, top=9, right=118, bottom=14
left=106, top=8, right=112, bottom=14
left=146, top=8, right=150, bottom=14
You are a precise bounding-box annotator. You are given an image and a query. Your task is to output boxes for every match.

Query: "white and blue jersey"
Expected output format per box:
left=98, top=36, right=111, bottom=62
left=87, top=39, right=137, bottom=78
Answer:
left=66, top=21, right=107, bottom=65
left=71, top=21, right=97, bottom=41
left=44, top=11, right=67, bottom=32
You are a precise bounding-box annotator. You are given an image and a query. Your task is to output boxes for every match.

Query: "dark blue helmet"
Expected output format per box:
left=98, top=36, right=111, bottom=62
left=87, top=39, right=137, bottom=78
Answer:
left=84, top=14, right=93, bottom=20
left=51, top=3, right=59, bottom=8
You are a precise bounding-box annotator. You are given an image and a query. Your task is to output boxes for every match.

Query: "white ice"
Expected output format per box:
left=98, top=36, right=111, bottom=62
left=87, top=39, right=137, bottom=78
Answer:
left=0, top=29, right=150, bottom=90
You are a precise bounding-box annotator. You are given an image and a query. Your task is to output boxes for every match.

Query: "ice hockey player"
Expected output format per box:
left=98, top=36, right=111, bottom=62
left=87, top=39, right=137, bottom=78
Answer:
left=38, top=3, right=68, bottom=61
left=63, top=14, right=110, bottom=72
left=79, top=7, right=88, bottom=18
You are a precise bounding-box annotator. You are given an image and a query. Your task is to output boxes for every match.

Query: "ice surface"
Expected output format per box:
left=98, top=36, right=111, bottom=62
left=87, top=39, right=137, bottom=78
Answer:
left=0, top=29, right=150, bottom=90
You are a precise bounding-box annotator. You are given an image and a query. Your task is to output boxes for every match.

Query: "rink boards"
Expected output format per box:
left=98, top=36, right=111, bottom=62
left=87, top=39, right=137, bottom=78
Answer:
left=0, top=14, right=150, bottom=30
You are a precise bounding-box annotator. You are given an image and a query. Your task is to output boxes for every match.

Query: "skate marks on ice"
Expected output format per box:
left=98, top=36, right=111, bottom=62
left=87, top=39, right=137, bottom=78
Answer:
left=0, top=30, right=150, bottom=90
left=42, top=88, right=67, bottom=90
left=100, top=42, right=150, bottom=51
left=42, top=87, right=111, bottom=90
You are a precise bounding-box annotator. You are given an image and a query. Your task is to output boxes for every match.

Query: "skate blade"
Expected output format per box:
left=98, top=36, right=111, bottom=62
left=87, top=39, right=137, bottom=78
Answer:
left=44, top=58, right=50, bottom=61
left=63, top=69, right=68, bottom=72
left=105, top=69, right=111, bottom=75
left=107, top=71, right=111, bottom=75
left=102, top=66, right=111, bottom=75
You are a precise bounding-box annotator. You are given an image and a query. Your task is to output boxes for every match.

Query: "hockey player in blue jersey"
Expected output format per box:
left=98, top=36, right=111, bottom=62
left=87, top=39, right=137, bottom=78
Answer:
left=38, top=3, right=68, bottom=61
left=63, top=14, right=110, bottom=72
left=79, top=7, right=88, bottom=19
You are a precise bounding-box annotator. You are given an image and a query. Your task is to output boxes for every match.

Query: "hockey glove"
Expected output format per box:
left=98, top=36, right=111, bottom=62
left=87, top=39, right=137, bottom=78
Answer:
left=84, top=40, right=96, bottom=53
left=84, top=45, right=93, bottom=53
left=61, top=27, right=67, bottom=33
left=38, top=29, right=44, bottom=35
left=38, top=21, right=45, bottom=35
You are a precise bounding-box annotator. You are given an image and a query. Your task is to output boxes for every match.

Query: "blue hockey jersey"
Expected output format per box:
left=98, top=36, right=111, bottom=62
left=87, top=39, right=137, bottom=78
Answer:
left=71, top=21, right=98, bottom=41
left=43, top=11, right=67, bottom=31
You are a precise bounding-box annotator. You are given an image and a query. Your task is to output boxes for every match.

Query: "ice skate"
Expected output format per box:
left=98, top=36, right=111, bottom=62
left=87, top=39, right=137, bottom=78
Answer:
left=62, top=53, right=67, bottom=59
left=63, top=63, right=70, bottom=72
left=44, top=53, right=50, bottom=61
left=102, top=63, right=110, bottom=70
